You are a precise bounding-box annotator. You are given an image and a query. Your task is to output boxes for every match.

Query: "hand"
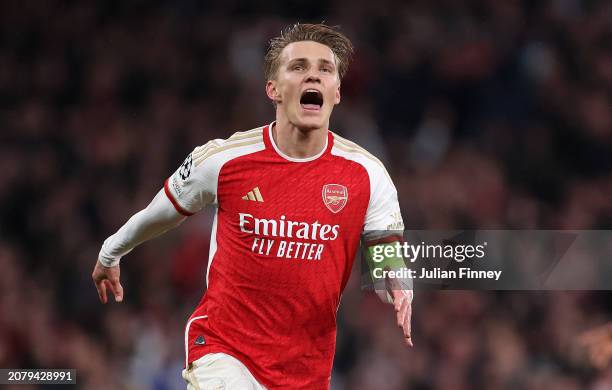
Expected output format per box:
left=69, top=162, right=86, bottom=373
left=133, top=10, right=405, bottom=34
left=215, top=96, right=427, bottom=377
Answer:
left=377, top=270, right=414, bottom=346
left=390, top=285, right=413, bottom=347
left=92, top=260, right=124, bottom=304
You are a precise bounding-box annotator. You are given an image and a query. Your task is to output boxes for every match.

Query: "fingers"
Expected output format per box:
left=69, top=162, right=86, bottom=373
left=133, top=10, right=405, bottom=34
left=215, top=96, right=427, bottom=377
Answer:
left=95, top=278, right=123, bottom=303
left=397, top=297, right=408, bottom=327
left=107, top=278, right=124, bottom=302
left=395, top=295, right=413, bottom=347
left=404, top=303, right=413, bottom=347
left=96, top=279, right=108, bottom=304
left=394, top=295, right=402, bottom=312
left=92, top=261, right=123, bottom=304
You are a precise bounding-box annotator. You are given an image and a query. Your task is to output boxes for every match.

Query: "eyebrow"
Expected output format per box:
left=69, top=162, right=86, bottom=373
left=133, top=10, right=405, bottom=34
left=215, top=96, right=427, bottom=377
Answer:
left=288, top=58, right=336, bottom=68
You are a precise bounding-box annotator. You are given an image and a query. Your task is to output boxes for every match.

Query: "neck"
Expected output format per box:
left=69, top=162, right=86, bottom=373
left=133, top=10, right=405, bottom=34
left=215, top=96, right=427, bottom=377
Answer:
left=272, top=115, right=328, bottom=159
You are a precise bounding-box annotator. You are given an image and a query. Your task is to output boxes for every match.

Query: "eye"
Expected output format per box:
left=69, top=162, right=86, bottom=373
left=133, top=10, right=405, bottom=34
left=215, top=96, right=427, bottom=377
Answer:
left=292, top=65, right=304, bottom=71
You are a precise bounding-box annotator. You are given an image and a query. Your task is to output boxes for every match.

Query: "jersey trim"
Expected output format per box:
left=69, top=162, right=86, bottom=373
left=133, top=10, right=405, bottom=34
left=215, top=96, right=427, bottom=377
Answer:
left=332, top=133, right=393, bottom=183
left=193, top=140, right=223, bottom=166
left=184, top=315, right=208, bottom=367
left=266, top=121, right=330, bottom=162
left=193, top=131, right=263, bottom=167
left=164, top=178, right=195, bottom=216
left=206, top=208, right=219, bottom=287
left=331, top=135, right=403, bottom=233
left=166, top=128, right=266, bottom=213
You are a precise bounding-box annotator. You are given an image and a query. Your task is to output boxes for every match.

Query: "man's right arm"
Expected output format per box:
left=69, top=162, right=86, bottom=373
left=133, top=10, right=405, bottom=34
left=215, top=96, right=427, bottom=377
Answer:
left=98, top=189, right=187, bottom=267
left=92, top=189, right=186, bottom=304
left=93, top=146, right=214, bottom=303
left=92, top=133, right=257, bottom=302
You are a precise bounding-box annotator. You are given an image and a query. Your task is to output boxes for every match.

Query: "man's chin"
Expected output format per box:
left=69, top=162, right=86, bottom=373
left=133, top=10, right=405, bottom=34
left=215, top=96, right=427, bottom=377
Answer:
left=297, top=123, right=321, bottom=131
left=294, top=115, right=327, bottom=131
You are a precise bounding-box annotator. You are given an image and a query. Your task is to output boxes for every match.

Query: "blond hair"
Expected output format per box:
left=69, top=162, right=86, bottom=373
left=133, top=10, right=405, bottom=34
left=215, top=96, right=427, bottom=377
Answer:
left=264, top=23, right=354, bottom=81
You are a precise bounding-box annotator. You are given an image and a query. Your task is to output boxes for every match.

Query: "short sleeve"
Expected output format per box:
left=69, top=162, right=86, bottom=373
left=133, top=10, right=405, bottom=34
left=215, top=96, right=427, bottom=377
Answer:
left=363, top=167, right=404, bottom=242
left=164, top=148, right=216, bottom=216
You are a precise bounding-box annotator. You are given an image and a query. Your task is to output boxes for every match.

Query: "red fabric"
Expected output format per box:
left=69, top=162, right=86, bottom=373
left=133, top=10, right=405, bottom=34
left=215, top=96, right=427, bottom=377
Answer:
left=170, top=233, right=210, bottom=297
left=184, top=130, right=372, bottom=389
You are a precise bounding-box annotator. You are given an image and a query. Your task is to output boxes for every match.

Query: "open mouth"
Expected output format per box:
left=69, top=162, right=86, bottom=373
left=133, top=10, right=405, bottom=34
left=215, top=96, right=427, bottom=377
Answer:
left=300, top=90, right=323, bottom=111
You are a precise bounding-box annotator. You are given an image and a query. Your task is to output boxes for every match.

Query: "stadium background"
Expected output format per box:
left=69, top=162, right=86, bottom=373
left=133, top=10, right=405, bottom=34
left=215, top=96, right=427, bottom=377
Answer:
left=1, top=0, right=612, bottom=388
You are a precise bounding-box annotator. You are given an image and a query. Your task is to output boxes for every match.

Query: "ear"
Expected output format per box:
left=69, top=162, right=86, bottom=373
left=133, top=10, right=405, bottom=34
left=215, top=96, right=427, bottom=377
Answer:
left=334, top=82, right=341, bottom=105
left=266, top=80, right=281, bottom=103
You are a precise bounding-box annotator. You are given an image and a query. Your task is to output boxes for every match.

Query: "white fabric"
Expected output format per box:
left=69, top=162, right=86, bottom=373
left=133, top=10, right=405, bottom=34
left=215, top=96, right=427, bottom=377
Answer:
left=98, top=128, right=265, bottom=267
left=182, top=353, right=267, bottom=390
left=166, top=130, right=265, bottom=213
left=330, top=141, right=404, bottom=234
left=98, top=189, right=186, bottom=267
left=331, top=135, right=410, bottom=306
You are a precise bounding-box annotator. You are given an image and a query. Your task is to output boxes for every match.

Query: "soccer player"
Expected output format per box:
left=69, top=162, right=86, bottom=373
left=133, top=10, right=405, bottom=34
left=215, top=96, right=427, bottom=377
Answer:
left=92, top=23, right=413, bottom=389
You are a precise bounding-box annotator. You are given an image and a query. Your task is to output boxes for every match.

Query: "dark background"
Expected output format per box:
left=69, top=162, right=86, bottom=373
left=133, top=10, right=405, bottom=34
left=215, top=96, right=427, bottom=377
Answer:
left=1, top=0, right=611, bottom=388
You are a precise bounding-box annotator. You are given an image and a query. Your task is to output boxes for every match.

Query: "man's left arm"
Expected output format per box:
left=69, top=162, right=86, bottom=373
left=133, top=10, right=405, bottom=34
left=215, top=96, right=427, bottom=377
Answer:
left=363, top=168, right=413, bottom=346
left=365, top=240, right=414, bottom=346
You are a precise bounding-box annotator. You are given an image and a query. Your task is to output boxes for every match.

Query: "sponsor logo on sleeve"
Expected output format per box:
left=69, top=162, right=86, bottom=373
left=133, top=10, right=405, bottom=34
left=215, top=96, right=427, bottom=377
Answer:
left=387, top=211, right=404, bottom=230
left=171, top=176, right=183, bottom=196
left=179, top=154, right=193, bottom=181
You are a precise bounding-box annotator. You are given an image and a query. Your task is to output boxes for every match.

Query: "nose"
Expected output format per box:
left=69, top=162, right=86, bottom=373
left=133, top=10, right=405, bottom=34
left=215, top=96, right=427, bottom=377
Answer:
left=304, top=71, right=321, bottom=84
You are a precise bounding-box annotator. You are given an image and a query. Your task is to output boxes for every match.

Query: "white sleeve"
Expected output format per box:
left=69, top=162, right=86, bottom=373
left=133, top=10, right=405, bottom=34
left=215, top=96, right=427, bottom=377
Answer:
left=98, top=189, right=186, bottom=267
left=364, top=168, right=409, bottom=304
left=363, top=167, right=404, bottom=237
left=164, top=145, right=219, bottom=215
left=98, top=132, right=265, bottom=267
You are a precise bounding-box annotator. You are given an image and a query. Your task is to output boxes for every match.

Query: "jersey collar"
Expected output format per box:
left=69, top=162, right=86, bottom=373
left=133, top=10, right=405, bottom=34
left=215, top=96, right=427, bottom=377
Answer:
left=265, top=121, right=331, bottom=163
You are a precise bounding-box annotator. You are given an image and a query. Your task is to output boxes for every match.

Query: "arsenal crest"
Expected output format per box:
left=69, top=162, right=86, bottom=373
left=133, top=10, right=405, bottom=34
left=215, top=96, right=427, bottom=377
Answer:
left=322, top=184, right=348, bottom=213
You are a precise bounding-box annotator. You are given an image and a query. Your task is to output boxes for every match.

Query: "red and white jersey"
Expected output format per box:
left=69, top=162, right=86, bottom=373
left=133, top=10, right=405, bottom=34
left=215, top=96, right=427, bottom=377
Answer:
left=165, top=122, right=404, bottom=389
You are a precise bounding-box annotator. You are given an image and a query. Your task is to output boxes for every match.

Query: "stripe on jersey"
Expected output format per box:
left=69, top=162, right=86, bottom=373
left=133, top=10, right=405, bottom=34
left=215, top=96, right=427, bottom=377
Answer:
left=226, top=127, right=264, bottom=140
left=206, top=208, right=219, bottom=286
left=332, top=135, right=393, bottom=183
left=192, top=129, right=263, bottom=166
left=193, top=131, right=263, bottom=167
left=184, top=315, right=208, bottom=367
left=332, top=133, right=384, bottom=167
left=192, top=140, right=223, bottom=163
left=194, top=137, right=263, bottom=167
left=164, top=178, right=195, bottom=216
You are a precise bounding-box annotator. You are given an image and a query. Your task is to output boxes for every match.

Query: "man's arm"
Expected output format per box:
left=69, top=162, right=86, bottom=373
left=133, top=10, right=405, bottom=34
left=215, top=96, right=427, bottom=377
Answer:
left=366, top=241, right=414, bottom=347
left=92, top=189, right=186, bottom=303
left=92, top=134, right=258, bottom=303
left=390, top=287, right=414, bottom=347
left=361, top=159, right=413, bottom=346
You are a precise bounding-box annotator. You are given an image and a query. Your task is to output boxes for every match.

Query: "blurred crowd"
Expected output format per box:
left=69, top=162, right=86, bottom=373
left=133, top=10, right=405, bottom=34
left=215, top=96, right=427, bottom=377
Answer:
left=1, top=0, right=611, bottom=388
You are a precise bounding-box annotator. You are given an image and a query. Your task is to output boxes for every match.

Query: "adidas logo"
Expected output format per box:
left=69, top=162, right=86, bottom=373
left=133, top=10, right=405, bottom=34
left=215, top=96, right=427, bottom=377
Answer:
left=242, top=187, right=264, bottom=202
